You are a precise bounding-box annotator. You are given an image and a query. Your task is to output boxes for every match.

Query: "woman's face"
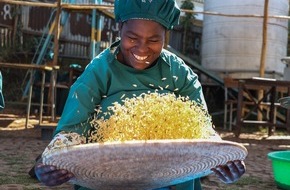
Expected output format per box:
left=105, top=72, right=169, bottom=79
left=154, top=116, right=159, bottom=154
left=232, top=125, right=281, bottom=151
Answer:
left=118, top=19, right=166, bottom=70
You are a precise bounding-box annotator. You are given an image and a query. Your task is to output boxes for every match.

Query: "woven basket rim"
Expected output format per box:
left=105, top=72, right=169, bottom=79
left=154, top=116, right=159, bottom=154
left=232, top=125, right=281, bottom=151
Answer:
left=43, top=139, right=248, bottom=189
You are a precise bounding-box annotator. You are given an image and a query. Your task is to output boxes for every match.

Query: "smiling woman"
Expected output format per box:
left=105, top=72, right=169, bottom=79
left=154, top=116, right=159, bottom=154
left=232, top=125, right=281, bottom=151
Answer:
left=33, top=0, right=246, bottom=190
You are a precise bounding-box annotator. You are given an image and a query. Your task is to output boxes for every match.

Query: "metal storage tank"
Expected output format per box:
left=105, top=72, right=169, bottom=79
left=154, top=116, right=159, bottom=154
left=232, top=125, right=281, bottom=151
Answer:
left=201, top=0, right=289, bottom=79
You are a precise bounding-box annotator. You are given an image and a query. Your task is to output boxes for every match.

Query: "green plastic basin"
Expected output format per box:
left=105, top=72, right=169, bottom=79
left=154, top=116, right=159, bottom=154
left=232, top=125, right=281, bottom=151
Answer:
left=268, top=151, right=290, bottom=190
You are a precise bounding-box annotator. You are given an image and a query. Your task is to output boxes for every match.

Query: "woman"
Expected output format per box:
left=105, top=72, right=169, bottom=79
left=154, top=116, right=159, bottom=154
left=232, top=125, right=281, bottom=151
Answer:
left=34, top=0, right=246, bottom=189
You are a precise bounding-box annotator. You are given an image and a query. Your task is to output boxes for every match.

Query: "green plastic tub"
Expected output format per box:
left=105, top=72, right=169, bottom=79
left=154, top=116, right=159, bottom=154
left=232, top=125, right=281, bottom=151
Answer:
left=268, top=151, right=290, bottom=190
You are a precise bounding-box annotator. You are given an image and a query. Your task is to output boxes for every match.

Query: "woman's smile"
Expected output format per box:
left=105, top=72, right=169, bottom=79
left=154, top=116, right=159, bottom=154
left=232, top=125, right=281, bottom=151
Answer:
left=133, top=54, right=148, bottom=61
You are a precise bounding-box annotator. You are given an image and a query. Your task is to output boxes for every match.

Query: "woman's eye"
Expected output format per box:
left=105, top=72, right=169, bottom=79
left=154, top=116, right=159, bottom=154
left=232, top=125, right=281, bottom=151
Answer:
left=128, top=37, right=136, bottom=43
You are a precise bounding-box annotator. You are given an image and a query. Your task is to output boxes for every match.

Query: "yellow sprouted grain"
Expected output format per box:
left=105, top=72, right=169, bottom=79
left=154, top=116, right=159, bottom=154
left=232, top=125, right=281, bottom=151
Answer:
left=89, top=92, right=214, bottom=142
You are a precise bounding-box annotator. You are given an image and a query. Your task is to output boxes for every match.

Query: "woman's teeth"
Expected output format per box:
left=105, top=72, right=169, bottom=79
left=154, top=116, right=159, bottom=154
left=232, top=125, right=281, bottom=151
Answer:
left=133, top=54, right=148, bottom=61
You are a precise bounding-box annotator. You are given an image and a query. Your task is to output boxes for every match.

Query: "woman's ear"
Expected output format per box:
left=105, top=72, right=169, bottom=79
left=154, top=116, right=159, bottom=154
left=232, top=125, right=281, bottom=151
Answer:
left=164, top=30, right=169, bottom=49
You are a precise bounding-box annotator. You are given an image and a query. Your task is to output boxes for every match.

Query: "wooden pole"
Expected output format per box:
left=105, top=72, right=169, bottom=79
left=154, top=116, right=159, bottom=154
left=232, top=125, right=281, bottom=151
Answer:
left=0, top=0, right=57, bottom=8
left=3, top=0, right=290, bottom=20
left=53, top=0, right=61, bottom=68
left=49, top=0, right=62, bottom=122
left=12, top=5, right=19, bottom=48
left=259, top=0, right=269, bottom=77
left=258, top=0, right=269, bottom=125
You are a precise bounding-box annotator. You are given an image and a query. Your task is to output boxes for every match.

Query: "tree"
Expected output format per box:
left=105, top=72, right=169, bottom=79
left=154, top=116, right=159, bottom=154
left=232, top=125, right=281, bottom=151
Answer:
left=180, top=0, right=195, bottom=55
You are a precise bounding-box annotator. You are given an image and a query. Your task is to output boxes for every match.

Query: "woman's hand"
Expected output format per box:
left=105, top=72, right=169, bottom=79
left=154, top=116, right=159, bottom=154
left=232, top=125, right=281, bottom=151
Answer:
left=35, top=162, right=74, bottom=187
left=211, top=160, right=246, bottom=183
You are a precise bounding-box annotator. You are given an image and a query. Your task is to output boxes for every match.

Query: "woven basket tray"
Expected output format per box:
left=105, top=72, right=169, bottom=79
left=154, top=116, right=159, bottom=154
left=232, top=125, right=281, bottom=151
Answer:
left=43, top=139, right=247, bottom=190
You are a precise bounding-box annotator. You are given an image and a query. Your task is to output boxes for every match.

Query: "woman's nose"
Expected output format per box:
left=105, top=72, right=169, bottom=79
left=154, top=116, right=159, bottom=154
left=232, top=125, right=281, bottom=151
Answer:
left=136, top=40, right=149, bottom=52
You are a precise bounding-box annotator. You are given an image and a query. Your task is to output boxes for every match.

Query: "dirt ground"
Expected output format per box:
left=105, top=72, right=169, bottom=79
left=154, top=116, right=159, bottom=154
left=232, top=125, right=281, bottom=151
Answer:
left=0, top=109, right=290, bottom=190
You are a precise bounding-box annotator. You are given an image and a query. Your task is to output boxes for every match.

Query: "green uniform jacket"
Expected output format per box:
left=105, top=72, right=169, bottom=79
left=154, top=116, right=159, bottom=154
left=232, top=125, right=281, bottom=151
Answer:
left=56, top=41, right=206, bottom=190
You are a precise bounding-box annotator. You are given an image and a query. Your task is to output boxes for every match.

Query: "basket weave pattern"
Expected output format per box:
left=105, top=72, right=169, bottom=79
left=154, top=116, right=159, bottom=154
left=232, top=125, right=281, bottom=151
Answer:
left=43, top=139, right=248, bottom=190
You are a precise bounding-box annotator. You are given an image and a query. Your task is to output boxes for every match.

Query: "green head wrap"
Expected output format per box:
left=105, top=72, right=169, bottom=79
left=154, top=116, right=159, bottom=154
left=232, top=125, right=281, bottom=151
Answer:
left=114, top=0, right=180, bottom=30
